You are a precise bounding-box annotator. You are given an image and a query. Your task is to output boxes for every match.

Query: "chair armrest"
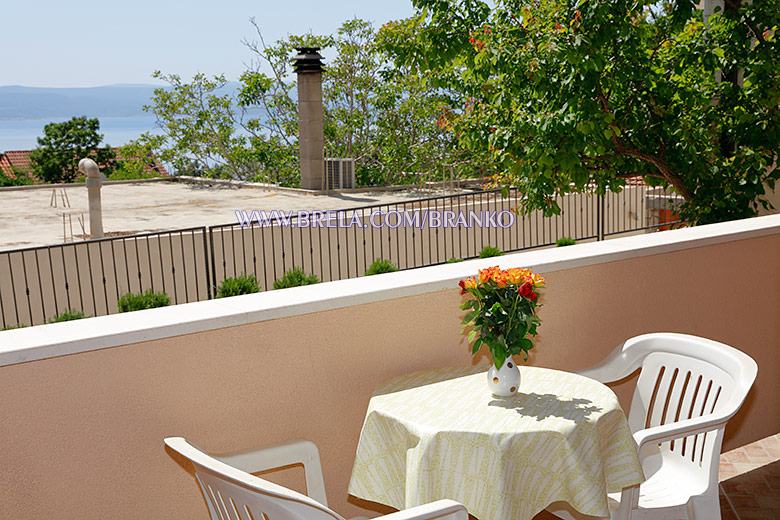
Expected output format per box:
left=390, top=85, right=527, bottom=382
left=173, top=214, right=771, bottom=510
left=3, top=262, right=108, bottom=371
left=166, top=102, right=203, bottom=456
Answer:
left=633, top=415, right=728, bottom=455
left=215, top=439, right=328, bottom=507
left=379, top=500, right=468, bottom=520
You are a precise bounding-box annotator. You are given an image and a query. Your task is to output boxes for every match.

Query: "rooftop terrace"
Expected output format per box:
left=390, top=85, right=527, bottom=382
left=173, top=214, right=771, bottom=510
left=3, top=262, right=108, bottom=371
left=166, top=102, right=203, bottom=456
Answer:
left=0, top=178, right=463, bottom=250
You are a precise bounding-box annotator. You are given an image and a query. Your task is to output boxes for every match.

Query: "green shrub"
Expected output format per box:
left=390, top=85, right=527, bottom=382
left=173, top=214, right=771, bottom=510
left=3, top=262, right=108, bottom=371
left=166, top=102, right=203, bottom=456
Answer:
left=118, top=289, right=171, bottom=312
left=273, top=267, right=320, bottom=289
left=218, top=273, right=260, bottom=297
left=2, top=323, right=27, bottom=330
left=365, top=259, right=399, bottom=276
left=106, top=165, right=163, bottom=181
left=556, top=236, right=577, bottom=247
left=446, top=257, right=464, bottom=264
left=48, top=309, right=87, bottom=323
left=0, top=168, right=34, bottom=187
left=479, top=246, right=503, bottom=258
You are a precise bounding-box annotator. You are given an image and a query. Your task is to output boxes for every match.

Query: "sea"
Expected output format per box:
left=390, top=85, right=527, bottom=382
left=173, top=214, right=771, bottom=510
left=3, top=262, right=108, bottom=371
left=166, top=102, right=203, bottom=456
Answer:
left=0, top=116, right=162, bottom=152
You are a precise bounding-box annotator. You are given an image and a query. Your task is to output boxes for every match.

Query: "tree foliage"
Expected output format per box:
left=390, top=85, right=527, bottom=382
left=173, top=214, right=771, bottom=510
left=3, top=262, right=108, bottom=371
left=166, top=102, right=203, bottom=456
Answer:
left=30, top=116, right=116, bottom=183
left=135, top=18, right=490, bottom=187
left=399, top=0, right=780, bottom=224
left=0, top=167, right=34, bottom=187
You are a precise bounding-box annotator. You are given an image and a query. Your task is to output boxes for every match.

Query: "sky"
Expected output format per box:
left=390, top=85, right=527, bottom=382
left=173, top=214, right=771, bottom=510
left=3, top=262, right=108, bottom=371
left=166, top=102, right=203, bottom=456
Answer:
left=0, top=0, right=417, bottom=88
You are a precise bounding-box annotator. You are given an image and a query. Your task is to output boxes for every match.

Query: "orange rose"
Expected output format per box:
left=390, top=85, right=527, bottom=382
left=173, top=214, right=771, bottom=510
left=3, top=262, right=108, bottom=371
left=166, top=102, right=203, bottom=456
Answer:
left=506, top=268, right=527, bottom=285
left=458, top=277, right=479, bottom=295
left=478, top=266, right=500, bottom=283
left=492, top=270, right=508, bottom=288
left=531, top=272, right=546, bottom=287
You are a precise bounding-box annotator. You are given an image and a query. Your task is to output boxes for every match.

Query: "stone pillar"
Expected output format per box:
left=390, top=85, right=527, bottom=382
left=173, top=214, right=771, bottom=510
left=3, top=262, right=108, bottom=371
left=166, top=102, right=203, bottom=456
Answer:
left=293, top=48, right=325, bottom=190
left=78, top=158, right=104, bottom=239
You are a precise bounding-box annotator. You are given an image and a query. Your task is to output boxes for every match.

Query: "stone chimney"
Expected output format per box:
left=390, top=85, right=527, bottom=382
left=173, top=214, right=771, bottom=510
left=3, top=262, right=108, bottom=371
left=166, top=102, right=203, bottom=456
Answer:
left=293, top=47, right=325, bottom=190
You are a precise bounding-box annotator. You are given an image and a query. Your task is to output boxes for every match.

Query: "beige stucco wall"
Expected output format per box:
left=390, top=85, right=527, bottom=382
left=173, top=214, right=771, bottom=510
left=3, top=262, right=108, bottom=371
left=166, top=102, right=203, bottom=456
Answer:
left=0, top=231, right=778, bottom=519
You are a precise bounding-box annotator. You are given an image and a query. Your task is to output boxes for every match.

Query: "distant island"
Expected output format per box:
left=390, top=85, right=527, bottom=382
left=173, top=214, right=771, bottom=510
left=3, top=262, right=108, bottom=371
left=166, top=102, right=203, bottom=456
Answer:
left=0, top=83, right=246, bottom=151
left=0, top=84, right=166, bottom=120
left=0, top=83, right=246, bottom=121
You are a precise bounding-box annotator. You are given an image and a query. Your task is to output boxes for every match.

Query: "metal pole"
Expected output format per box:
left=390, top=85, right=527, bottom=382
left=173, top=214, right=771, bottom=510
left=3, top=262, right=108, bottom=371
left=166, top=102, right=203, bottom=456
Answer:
left=598, top=193, right=605, bottom=241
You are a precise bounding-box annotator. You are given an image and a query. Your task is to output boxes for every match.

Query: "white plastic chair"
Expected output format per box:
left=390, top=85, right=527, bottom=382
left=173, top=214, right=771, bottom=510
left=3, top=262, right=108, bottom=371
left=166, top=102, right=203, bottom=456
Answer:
left=164, top=437, right=468, bottom=520
left=549, top=333, right=757, bottom=520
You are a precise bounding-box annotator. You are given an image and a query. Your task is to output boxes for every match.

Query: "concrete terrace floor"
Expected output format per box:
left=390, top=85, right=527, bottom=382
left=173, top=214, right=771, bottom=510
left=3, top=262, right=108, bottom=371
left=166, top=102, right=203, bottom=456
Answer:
left=0, top=180, right=459, bottom=251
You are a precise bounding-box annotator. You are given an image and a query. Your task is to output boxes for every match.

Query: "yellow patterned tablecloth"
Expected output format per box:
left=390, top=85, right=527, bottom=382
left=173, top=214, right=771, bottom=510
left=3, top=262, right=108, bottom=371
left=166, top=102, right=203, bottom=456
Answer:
left=348, top=365, right=644, bottom=520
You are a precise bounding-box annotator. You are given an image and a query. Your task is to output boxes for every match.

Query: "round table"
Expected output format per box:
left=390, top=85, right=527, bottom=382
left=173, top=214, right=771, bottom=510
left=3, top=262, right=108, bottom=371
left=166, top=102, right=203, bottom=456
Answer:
left=348, top=365, right=644, bottom=520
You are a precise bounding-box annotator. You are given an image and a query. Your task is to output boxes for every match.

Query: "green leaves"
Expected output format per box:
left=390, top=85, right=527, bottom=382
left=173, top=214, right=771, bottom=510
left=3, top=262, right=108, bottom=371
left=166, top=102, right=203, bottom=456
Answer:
left=458, top=274, right=543, bottom=367
left=30, top=116, right=116, bottom=183
left=272, top=267, right=320, bottom=290
left=407, top=0, right=780, bottom=225
left=133, top=17, right=487, bottom=186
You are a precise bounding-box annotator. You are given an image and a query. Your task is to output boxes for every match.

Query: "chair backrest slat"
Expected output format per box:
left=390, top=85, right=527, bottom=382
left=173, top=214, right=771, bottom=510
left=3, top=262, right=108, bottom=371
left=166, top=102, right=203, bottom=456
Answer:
left=581, top=333, right=756, bottom=479
left=630, top=350, right=736, bottom=468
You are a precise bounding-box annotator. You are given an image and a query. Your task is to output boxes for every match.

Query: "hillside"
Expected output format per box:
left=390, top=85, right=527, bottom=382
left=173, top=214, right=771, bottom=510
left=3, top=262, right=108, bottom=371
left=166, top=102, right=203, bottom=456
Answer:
left=0, top=83, right=242, bottom=120
left=0, top=84, right=162, bottom=119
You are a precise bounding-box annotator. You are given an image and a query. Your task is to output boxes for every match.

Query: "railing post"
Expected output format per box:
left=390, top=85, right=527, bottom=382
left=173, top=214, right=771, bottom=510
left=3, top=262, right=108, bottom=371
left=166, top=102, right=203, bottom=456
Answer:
left=207, top=227, right=216, bottom=299
left=201, top=227, right=212, bottom=300
left=598, top=193, right=605, bottom=241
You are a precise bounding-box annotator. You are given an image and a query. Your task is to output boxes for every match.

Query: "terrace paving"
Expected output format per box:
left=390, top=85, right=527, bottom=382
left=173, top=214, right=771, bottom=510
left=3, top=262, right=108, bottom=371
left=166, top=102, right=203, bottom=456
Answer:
left=719, top=434, right=780, bottom=520
left=0, top=180, right=464, bottom=251
left=533, top=433, right=780, bottom=519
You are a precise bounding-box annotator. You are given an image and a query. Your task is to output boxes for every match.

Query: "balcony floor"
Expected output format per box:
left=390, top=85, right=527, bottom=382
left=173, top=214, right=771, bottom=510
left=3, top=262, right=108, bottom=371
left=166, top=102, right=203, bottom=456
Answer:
left=533, top=433, right=780, bottom=520
left=719, top=433, right=780, bottom=520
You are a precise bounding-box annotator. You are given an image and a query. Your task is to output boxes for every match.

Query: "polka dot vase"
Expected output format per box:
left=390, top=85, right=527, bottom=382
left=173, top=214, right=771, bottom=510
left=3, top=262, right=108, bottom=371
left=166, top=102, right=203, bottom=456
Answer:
left=487, top=358, right=520, bottom=397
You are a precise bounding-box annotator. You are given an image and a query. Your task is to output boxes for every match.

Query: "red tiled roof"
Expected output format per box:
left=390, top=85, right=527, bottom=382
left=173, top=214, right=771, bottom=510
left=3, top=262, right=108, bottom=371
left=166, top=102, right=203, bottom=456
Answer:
left=0, top=154, right=15, bottom=177
left=0, top=148, right=168, bottom=178
left=0, top=150, right=33, bottom=177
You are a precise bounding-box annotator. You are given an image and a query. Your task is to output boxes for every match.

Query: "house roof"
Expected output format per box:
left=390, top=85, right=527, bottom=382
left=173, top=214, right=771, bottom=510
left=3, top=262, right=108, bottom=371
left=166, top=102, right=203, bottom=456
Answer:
left=0, top=150, right=33, bottom=178
left=0, top=148, right=168, bottom=179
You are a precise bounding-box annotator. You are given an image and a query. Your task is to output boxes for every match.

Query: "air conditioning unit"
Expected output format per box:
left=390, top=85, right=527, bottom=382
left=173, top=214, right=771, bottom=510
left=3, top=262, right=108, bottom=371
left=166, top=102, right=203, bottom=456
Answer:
left=324, top=158, right=356, bottom=190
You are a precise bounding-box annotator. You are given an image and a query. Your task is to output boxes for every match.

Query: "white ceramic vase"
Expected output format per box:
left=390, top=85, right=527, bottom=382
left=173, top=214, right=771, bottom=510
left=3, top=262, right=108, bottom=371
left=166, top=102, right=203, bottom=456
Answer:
left=487, top=357, right=521, bottom=397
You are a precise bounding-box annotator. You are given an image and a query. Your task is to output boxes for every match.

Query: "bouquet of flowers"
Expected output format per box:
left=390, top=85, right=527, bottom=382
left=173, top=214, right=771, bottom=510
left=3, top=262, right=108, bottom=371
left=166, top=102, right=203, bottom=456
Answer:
left=459, top=266, right=545, bottom=369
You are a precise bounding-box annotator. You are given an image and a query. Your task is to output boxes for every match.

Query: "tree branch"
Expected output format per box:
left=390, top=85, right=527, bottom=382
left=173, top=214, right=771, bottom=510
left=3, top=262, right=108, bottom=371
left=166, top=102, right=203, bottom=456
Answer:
left=596, top=80, right=692, bottom=200
left=723, top=0, right=767, bottom=46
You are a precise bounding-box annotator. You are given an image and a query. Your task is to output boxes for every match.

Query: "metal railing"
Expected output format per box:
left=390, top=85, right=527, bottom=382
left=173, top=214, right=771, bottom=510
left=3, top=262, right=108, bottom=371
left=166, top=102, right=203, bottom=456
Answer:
left=0, top=185, right=681, bottom=328
left=207, top=184, right=681, bottom=291
left=0, top=227, right=209, bottom=328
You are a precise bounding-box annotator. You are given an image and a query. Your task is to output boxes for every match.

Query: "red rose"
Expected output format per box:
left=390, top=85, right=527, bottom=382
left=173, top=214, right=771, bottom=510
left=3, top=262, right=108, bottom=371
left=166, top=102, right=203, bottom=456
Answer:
left=459, top=279, right=467, bottom=295
left=518, top=282, right=538, bottom=301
